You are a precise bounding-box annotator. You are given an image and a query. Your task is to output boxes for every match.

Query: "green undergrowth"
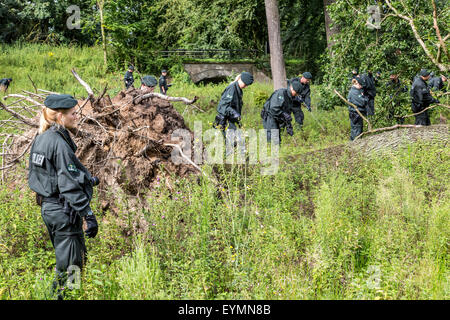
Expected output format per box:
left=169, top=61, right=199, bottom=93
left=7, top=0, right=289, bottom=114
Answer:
left=0, top=44, right=448, bottom=300
left=0, top=140, right=448, bottom=299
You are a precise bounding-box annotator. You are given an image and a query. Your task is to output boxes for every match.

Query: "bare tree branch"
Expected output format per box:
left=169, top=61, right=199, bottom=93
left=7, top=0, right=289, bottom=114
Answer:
left=71, top=68, right=95, bottom=101
left=134, top=92, right=199, bottom=105
left=0, top=101, right=39, bottom=128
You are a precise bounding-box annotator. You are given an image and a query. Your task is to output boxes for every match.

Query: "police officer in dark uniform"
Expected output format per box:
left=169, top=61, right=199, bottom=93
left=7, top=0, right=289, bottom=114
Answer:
left=140, top=75, right=158, bottom=92
left=28, top=94, right=99, bottom=299
left=0, top=78, right=12, bottom=91
left=213, top=72, right=254, bottom=133
left=359, top=70, right=377, bottom=116
left=287, top=72, right=313, bottom=130
left=348, top=77, right=369, bottom=140
left=428, top=73, right=447, bottom=92
left=159, top=69, right=171, bottom=95
left=261, top=79, right=302, bottom=144
left=410, top=69, right=440, bottom=126
left=124, top=65, right=134, bottom=89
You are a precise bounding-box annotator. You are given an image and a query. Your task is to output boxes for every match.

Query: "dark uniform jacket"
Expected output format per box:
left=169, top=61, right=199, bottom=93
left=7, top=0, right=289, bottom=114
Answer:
left=360, top=73, right=377, bottom=98
left=28, top=125, right=93, bottom=217
left=216, top=81, right=243, bottom=121
left=124, top=71, right=134, bottom=89
left=288, top=78, right=311, bottom=109
left=262, top=87, right=294, bottom=125
left=159, top=75, right=168, bottom=93
left=347, top=86, right=368, bottom=113
left=428, top=76, right=446, bottom=92
left=410, top=76, right=438, bottom=113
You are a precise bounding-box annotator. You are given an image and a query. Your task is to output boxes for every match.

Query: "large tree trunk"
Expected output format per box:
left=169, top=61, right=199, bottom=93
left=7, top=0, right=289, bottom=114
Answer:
left=98, top=0, right=107, bottom=67
left=265, top=0, right=286, bottom=90
left=323, top=0, right=339, bottom=54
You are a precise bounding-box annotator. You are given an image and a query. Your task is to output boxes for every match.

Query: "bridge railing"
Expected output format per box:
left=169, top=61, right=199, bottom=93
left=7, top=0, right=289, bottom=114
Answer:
left=158, top=49, right=262, bottom=60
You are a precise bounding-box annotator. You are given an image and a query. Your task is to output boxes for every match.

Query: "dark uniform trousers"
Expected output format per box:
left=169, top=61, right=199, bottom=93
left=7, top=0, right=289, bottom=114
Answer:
left=414, top=109, right=431, bottom=126
left=291, top=98, right=304, bottom=129
left=262, top=114, right=281, bottom=145
left=349, top=110, right=366, bottom=140
left=41, top=200, right=86, bottom=284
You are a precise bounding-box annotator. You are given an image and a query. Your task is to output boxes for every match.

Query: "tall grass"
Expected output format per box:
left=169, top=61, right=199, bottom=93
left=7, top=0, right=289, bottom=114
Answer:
left=0, top=44, right=448, bottom=300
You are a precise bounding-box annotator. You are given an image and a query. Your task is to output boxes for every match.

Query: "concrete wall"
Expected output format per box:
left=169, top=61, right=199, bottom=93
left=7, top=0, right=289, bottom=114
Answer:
left=184, top=63, right=271, bottom=84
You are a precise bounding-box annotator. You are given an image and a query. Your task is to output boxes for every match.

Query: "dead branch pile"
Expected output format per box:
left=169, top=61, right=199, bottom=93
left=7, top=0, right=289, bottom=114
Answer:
left=0, top=70, right=201, bottom=203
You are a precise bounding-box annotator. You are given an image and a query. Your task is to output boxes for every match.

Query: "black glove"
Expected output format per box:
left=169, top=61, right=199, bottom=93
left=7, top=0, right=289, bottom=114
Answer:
left=306, top=105, right=312, bottom=112
left=84, top=212, right=98, bottom=238
left=213, top=114, right=226, bottom=129
left=282, top=112, right=292, bottom=123
left=286, top=123, right=294, bottom=136
left=229, top=109, right=241, bottom=122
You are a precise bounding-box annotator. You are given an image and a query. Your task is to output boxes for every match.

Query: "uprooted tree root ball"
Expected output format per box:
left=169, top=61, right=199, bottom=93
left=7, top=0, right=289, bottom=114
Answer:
left=0, top=70, right=201, bottom=212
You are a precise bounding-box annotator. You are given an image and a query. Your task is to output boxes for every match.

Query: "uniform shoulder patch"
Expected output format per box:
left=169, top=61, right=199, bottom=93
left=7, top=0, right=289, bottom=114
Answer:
left=67, top=164, right=78, bottom=173
left=31, top=153, right=45, bottom=167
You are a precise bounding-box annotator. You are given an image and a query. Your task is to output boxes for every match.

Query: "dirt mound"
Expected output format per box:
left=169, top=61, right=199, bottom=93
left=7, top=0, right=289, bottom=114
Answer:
left=1, top=83, right=200, bottom=208
left=71, top=87, right=199, bottom=197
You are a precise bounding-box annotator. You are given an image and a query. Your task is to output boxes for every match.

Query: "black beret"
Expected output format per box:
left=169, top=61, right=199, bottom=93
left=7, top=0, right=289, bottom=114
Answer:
left=128, top=65, right=134, bottom=71
left=141, top=75, right=157, bottom=87
left=161, top=69, right=167, bottom=73
left=290, top=79, right=302, bottom=93
left=240, top=72, right=254, bottom=85
left=44, top=94, right=78, bottom=110
left=419, top=69, right=431, bottom=77
left=302, top=72, right=312, bottom=79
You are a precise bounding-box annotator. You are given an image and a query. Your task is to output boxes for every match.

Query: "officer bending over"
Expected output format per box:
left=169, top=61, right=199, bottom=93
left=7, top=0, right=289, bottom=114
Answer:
left=261, top=79, right=302, bottom=144
left=288, top=72, right=313, bottom=129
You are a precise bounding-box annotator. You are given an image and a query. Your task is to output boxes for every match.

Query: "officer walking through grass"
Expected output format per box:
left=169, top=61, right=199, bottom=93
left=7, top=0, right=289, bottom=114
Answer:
left=28, top=94, right=99, bottom=299
left=124, top=65, right=134, bottom=89
left=261, top=78, right=302, bottom=144
left=287, top=72, right=313, bottom=130
left=159, top=69, right=171, bottom=95
left=0, top=78, right=12, bottom=92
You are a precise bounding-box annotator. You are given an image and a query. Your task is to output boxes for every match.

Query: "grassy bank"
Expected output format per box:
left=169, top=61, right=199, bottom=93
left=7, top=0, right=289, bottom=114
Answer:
left=0, top=44, right=448, bottom=300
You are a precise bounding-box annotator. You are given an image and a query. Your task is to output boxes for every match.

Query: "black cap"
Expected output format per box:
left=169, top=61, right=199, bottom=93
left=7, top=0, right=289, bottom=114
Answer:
left=44, top=94, right=78, bottom=110
left=419, top=69, right=431, bottom=77
left=240, top=72, right=254, bottom=85
left=355, top=76, right=365, bottom=86
left=302, top=72, right=312, bottom=79
left=128, top=65, right=134, bottom=71
left=141, top=75, right=157, bottom=87
left=161, top=69, right=167, bottom=73
left=290, top=79, right=302, bottom=93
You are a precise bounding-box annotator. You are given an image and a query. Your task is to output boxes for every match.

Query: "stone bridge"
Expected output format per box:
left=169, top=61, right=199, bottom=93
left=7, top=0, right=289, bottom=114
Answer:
left=183, top=63, right=271, bottom=84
